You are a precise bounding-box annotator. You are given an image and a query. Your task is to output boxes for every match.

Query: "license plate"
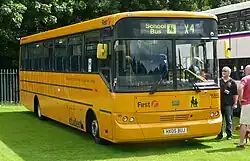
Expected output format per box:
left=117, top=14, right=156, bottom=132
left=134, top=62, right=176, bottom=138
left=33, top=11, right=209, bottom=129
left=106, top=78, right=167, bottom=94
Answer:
left=163, top=128, right=188, bottom=135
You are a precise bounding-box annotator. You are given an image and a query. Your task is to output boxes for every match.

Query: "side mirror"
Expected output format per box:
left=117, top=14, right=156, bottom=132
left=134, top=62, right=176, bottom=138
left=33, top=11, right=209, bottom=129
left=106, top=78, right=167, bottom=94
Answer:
left=224, top=40, right=231, bottom=58
left=97, top=43, right=108, bottom=59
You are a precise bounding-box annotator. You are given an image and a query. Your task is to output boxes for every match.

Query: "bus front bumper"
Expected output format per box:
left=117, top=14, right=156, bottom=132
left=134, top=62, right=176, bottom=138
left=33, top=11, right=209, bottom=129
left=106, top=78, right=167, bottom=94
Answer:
left=112, top=117, right=222, bottom=143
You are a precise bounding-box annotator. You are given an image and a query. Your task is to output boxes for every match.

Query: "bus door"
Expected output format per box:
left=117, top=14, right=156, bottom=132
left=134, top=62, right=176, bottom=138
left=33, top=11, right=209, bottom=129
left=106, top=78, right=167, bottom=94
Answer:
left=96, top=38, right=113, bottom=140
left=98, top=40, right=112, bottom=84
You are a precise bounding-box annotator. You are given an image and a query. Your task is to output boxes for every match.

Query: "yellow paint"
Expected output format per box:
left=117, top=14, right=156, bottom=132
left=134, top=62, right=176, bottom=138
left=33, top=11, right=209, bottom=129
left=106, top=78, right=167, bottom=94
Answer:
left=224, top=40, right=231, bottom=58
left=20, top=71, right=221, bottom=143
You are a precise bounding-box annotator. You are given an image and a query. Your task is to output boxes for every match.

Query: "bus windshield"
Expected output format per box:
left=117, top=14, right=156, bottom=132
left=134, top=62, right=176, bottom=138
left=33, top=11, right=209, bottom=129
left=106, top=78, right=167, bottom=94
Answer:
left=114, top=39, right=217, bottom=92
left=113, top=17, right=218, bottom=92
left=176, top=39, right=217, bottom=90
left=114, top=40, right=173, bottom=91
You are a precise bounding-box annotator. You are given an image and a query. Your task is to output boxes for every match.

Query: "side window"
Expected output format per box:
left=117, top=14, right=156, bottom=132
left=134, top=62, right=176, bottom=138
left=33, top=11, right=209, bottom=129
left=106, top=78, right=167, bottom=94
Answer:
left=44, top=40, right=54, bottom=71
left=35, top=42, right=44, bottom=71
left=26, top=43, right=43, bottom=71
left=240, top=21, right=245, bottom=31
left=85, top=31, right=100, bottom=73
left=33, top=43, right=39, bottom=70
left=245, top=20, right=250, bottom=31
left=27, top=44, right=36, bottom=70
left=229, top=21, right=238, bottom=32
left=21, top=45, right=27, bottom=70
left=54, top=38, right=67, bottom=71
left=218, top=14, right=227, bottom=34
left=68, top=35, right=82, bottom=72
left=25, top=45, right=31, bottom=70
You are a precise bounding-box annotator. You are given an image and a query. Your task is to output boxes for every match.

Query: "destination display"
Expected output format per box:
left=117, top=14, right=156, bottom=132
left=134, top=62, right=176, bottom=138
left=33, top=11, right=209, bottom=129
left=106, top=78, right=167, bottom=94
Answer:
left=116, top=18, right=217, bottom=38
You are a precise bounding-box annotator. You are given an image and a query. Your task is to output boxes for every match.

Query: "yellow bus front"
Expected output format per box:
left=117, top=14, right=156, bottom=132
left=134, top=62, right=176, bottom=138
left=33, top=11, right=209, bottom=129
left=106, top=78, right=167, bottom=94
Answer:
left=110, top=89, right=221, bottom=143
left=98, top=13, right=222, bottom=143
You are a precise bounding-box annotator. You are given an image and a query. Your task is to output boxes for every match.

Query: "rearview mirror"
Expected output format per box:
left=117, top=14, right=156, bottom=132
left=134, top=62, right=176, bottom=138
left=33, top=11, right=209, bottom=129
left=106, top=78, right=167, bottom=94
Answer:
left=97, top=43, right=108, bottom=59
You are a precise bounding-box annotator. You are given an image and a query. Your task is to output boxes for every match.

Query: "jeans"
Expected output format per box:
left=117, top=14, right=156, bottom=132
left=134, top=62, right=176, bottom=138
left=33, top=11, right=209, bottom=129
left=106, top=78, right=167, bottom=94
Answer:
left=218, top=105, right=233, bottom=138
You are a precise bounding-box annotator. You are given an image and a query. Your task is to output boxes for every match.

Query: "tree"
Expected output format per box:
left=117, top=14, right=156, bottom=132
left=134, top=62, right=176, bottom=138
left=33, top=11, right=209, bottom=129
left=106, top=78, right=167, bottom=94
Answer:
left=0, top=1, right=27, bottom=60
left=0, top=0, right=247, bottom=68
left=168, top=0, right=198, bottom=11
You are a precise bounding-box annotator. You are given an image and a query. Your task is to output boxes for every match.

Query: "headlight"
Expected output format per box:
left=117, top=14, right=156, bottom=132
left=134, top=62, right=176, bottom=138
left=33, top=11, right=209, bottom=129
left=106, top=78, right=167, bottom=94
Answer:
left=117, top=114, right=136, bottom=124
left=129, top=117, right=135, bottom=122
left=123, top=116, right=128, bottom=122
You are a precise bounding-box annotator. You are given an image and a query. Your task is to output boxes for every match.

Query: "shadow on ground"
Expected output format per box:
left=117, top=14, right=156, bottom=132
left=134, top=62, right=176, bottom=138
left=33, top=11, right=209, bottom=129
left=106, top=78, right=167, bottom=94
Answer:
left=0, top=110, right=215, bottom=161
left=206, top=147, right=244, bottom=153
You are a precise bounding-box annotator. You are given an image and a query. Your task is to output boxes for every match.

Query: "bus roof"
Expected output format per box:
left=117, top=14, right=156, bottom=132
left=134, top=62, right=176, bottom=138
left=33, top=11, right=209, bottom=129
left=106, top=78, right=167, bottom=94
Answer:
left=20, top=11, right=217, bottom=45
left=202, top=1, right=250, bottom=15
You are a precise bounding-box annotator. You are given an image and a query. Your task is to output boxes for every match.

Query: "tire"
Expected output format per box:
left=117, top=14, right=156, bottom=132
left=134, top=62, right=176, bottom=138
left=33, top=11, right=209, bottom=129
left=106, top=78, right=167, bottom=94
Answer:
left=90, top=115, right=108, bottom=145
left=35, top=100, right=45, bottom=120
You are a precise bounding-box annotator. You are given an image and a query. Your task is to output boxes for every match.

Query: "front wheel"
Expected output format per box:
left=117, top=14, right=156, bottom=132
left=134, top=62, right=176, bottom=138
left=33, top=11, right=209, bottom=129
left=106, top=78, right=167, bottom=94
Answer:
left=90, top=116, right=108, bottom=145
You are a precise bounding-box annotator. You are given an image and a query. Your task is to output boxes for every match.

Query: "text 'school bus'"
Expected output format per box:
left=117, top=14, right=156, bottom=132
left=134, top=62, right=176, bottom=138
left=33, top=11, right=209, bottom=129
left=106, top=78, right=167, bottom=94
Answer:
left=19, top=11, right=222, bottom=144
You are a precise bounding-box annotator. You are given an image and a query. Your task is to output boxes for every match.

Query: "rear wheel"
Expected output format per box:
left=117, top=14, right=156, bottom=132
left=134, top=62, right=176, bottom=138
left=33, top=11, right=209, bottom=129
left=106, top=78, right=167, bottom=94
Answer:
left=34, top=98, right=45, bottom=120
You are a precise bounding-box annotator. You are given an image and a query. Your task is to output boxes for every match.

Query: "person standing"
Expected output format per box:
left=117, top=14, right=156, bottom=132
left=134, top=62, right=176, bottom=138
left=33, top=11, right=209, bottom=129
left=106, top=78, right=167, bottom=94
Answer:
left=237, top=65, right=250, bottom=148
left=216, top=66, right=238, bottom=140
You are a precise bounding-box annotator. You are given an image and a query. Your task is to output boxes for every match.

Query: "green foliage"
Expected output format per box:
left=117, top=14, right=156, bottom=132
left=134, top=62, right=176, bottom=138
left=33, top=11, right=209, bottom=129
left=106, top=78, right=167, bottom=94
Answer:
left=168, top=0, right=198, bottom=11
left=0, top=0, right=245, bottom=67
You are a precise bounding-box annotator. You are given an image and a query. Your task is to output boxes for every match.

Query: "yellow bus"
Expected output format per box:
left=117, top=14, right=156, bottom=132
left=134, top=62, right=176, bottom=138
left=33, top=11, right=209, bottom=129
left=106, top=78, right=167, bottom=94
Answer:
left=19, top=11, right=222, bottom=144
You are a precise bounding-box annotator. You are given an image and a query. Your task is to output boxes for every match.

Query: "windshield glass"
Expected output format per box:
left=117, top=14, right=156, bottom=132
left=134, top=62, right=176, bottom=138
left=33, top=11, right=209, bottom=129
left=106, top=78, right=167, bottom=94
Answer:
left=113, top=39, right=218, bottom=92
left=114, top=40, right=173, bottom=91
left=176, top=39, right=217, bottom=90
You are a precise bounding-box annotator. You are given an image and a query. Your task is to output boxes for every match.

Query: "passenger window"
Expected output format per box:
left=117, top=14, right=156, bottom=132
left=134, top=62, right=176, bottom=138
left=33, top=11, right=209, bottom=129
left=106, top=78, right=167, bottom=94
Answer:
left=229, top=22, right=238, bottom=32
left=27, top=43, right=39, bottom=70
left=55, top=38, right=67, bottom=71
left=240, top=21, right=245, bottom=31
left=34, top=42, right=44, bottom=71
left=245, top=20, right=250, bottom=30
left=21, top=45, right=26, bottom=70
left=68, top=36, right=82, bottom=72
left=44, top=40, right=54, bottom=71
left=85, top=31, right=100, bottom=73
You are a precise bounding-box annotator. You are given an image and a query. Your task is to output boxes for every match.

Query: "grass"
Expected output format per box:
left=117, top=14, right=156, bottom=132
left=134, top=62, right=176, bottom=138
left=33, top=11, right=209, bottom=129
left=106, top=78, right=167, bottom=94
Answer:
left=0, top=106, right=249, bottom=161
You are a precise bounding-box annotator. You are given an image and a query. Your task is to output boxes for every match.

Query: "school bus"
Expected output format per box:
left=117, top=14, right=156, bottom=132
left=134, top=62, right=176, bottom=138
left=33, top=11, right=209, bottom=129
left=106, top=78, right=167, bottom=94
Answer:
left=19, top=11, right=222, bottom=144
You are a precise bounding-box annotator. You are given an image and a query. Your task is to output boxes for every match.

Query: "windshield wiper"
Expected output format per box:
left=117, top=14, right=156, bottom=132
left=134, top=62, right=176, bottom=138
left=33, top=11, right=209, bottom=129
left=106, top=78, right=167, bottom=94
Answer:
left=149, top=69, right=168, bottom=95
left=192, top=81, right=201, bottom=93
left=184, top=69, right=202, bottom=92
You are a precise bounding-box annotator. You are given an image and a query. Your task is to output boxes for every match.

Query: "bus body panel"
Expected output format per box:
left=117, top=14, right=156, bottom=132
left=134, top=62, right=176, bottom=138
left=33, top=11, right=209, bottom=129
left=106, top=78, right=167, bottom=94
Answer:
left=110, top=89, right=221, bottom=142
left=20, top=70, right=221, bottom=143
left=112, top=115, right=221, bottom=143
left=20, top=71, right=114, bottom=137
left=20, top=89, right=34, bottom=112
left=111, top=89, right=220, bottom=115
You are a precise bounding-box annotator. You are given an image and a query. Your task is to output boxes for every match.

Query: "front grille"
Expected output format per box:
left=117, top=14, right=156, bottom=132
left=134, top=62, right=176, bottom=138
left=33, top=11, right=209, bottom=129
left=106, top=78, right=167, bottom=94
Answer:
left=160, top=114, right=189, bottom=122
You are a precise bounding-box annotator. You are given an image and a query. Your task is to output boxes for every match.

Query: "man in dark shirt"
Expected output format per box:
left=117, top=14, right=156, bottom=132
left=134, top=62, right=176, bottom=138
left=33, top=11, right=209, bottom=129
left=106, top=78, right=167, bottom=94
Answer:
left=216, top=66, right=238, bottom=140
